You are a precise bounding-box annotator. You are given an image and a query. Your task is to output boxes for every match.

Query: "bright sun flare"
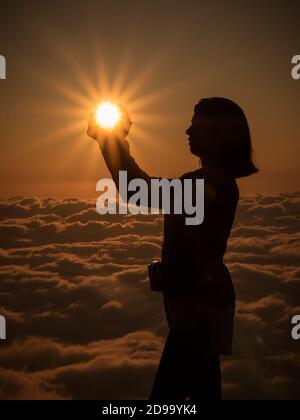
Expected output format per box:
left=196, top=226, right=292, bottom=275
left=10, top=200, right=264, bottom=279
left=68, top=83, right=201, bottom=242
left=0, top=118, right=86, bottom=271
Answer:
left=96, top=102, right=121, bottom=130
left=27, top=41, right=181, bottom=183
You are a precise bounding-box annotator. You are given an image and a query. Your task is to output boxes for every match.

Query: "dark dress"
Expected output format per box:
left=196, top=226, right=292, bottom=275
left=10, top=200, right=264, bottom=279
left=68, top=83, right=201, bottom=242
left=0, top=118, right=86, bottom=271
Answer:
left=100, top=137, right=239, bottom=356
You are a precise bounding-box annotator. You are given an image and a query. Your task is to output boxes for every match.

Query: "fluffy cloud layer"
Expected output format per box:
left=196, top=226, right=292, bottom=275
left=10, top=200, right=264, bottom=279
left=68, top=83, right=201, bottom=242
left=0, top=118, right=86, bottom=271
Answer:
left=0, top=192, right=299, bottom=400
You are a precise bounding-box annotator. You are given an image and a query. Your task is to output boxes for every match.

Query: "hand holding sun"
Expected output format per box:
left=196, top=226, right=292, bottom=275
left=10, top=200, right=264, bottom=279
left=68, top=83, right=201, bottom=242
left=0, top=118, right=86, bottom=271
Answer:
left=87, top=102, right=132, bottom=146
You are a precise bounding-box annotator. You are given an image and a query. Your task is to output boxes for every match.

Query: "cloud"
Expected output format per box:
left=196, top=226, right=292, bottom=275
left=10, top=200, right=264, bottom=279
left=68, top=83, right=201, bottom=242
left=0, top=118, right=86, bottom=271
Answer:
left=0, top=331, right=163, bottom=400
left=0, top=192, right=300, bottom=399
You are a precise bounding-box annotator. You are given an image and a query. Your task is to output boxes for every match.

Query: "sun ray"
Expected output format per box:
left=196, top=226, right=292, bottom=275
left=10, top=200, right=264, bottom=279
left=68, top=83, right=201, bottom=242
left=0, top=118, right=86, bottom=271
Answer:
left=32, top=104, right=88, bottom=119
left=95, top=57, right=110, bottom=97
left=21, top=23, right=186, bottom=182
left=43, top=119, right=87, bottom=145
left=110, top=42, right=134, bottom=99
left=128, top=81, right=186, bottom=113
left=120, top=50, right=167, bottom=103
left=16, top=119, right=87, bottom=159
left=133, top=111, right=182, bottom=126
left=43, top=78, right=94, bottom=109
left=58, top=50, right=101, bottom=102
left=61, top=133, right=100, bottom=177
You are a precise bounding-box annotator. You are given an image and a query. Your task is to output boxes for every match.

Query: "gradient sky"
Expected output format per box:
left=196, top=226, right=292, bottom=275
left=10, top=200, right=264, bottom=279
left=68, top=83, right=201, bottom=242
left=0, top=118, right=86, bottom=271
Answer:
left=0, top=0, right=299, bottom=198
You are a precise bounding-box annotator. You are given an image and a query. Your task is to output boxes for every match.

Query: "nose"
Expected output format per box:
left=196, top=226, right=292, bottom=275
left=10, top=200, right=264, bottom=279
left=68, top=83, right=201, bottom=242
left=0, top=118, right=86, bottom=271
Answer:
left=186, top=126, right=191, bottom=136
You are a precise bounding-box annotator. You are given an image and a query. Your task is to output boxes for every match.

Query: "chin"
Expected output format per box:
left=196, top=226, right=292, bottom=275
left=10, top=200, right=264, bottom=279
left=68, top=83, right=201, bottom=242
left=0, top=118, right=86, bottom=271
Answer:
left=189, top=145, right=197, bottom=156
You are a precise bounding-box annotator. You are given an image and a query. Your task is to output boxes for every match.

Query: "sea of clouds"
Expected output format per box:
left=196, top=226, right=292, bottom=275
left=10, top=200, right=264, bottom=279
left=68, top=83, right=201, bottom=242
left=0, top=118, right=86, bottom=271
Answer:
left=0, top=191, right=299, bottom=400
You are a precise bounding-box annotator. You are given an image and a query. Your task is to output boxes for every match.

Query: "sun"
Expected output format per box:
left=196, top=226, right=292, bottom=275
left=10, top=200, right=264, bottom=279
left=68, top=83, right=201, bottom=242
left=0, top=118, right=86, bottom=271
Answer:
left=23, top=34, right=184, bottom=188
left=95, top=102, right=121, bottom=130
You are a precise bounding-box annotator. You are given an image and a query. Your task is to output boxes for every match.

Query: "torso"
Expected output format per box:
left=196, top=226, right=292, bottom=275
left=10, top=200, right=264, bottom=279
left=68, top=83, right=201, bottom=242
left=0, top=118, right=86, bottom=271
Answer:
left=162, top=166, right=239, bottom=298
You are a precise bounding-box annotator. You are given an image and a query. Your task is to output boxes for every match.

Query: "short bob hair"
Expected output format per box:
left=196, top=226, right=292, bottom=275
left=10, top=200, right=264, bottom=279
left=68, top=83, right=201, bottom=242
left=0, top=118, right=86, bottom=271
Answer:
left=194, top=97, right=258, bottom=178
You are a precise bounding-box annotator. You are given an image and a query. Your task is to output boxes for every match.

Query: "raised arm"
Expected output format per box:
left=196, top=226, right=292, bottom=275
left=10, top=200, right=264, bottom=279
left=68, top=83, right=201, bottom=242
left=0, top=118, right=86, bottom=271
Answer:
left=87, top=106, right=214, bottom=221
left=87, top=107, right=155, bottom=199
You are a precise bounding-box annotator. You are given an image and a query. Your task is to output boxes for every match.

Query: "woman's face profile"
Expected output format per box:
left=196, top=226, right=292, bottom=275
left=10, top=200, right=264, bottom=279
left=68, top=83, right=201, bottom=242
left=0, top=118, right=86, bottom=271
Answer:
left=186, top=113, right=213, bottom=158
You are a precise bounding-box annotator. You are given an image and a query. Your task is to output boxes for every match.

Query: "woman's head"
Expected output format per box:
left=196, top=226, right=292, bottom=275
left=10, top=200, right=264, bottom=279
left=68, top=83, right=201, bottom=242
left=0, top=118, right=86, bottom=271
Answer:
left=186, top=97, right=258, bottom=178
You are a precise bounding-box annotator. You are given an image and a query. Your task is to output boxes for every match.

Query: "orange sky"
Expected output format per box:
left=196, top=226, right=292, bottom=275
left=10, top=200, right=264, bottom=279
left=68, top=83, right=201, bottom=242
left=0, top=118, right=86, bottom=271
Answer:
left=0, top=0, right=300, bottom=198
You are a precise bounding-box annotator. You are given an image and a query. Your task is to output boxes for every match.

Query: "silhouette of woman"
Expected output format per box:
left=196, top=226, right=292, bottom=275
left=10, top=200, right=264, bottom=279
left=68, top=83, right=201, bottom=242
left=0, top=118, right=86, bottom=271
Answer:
left=87, top=97, right=258, bottom=401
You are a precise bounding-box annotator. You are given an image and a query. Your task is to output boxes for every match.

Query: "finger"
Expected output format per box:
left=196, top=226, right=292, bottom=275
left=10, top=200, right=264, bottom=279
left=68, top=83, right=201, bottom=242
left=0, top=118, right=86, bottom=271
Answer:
left=88, top=112, right=97, bottom=126
left=87, top=114, right=99, bottom=139
left=118, top=104, right=132, bottom=124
